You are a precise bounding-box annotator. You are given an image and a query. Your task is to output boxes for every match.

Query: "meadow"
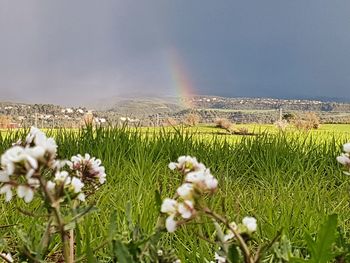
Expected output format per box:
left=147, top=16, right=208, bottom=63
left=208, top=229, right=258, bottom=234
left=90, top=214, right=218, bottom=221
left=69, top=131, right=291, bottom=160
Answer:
left=0, top=124, right=349, bottom=262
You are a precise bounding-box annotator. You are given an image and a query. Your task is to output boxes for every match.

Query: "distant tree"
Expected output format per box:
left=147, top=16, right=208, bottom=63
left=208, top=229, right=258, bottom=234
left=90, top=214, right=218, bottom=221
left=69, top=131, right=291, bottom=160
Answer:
left=282, top=113, right=296, bottom=122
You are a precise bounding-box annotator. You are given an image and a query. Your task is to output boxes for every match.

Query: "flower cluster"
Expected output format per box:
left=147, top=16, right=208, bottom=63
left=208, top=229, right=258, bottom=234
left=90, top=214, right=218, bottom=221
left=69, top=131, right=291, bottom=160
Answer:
left=0, top=127, right=106, bottom=204
left=47, top=170, right=86, bottom=202
left=0, top=127, right=58, bottom=203
left=336, top=143, right=350, bottom=175
left=68, top=153, right=106, bottom=187
left=161, top=156, right=218, bottom=232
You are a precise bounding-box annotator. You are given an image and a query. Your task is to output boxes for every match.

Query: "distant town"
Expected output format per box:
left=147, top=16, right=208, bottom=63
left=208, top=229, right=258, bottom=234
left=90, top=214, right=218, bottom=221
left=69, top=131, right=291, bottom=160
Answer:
left=1, top=96, right=350, bottom=128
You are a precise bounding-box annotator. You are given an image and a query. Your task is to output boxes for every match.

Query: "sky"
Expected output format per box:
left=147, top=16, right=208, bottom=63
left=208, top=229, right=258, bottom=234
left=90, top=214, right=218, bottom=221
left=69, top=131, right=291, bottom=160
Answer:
left=1, top=0, right=350, bottom=105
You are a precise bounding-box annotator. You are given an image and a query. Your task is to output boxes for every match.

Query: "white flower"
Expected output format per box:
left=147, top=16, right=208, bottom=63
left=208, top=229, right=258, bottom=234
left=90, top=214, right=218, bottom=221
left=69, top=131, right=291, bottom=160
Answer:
left=168, top=162, right=177, bottom=170
left=157, top=250, right=163, bottom=256
left=186, top=169, right=218, bottom=192
left=77, top=192, right=86, bottom=201
left=204, top=176, right=218, bottom=190
left=70, top=153, right=107, bottom=185
left=54, top=171, right=71, bottom=184
left=0, top=252, right=14, bottom=263
left=337, top=154, right=350, bottom=166
left=242, top=216, right=257, bottom=233
left=343, top=143, right=350, bottom=153
left=27, top=178, right=40, bottom=188
left=165, top=215, right=177, bottom=233
left=70, top=177, right=84, bottom=193
left=173, top=260, right=181, bottom=263
left=161, top=198, right=178, bottom=214
left=1, top=146, right=37, bottom=174
left=0, top=185, right=13, bottom=202
left=177, top=200, right=194, bottom=219
left=173, top=156, right=206, bottom=173
left=0, top=171, right=10, bottom=183
left=25, top=146, right=45, bottom=161
left=176, top=183, right=194, bottom=199
left=186, top=171, right=206, bottom=184
left=17, top=185, right=34, bottom=203
left=26, top=127, right=57, bottom=157
left=214, top=252, right=226, bottom=263
left=223, top=222, right=238, bottom=241
left=46, top=181, right=56, bottom=191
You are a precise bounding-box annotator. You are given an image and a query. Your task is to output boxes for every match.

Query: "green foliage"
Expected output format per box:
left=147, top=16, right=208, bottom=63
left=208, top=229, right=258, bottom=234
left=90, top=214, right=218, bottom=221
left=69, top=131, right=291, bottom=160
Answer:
left=0, top=126, right=349, bottom=262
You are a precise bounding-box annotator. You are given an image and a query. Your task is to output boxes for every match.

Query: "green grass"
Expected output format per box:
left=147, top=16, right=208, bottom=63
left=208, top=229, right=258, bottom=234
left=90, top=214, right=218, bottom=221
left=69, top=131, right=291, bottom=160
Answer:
left=0, top=126, right=349, bottom=262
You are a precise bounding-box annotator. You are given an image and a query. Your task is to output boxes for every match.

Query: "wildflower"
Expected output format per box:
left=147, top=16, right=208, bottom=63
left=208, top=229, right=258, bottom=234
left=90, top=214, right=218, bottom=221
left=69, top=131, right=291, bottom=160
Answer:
left=165, top=215, right=177, bottom=232
left=1, top=146, right=38, bottom=175
left=177, top=200, right=194, bottom=219
left=176, top=183, right=194, bottom=199
left=242, top=216, right=257, bottom=233
left=0, top=253, right=14, bottom=263
left=17, top=185, right=34, bottom=203
left=168, top=162, right=177, bottom=170
left=70, top=177, right=84, bottom=193
left=26, top=127, right=57, bottom=157
left=157, top=250, right=163, bottom=257
left=343, top=143, right=350, bottom=153
left=0, top=171, right=10, bottom=183
left=214, top=252, right=226, bottom=263
left=223, top=222, right=238, bottom=241
left=336, top=153, right=350, bottom=166
left=0, top=185, right=13, bottom=202
left=46, top=181, right=56, bottom=192
left=161, top=198, right=178, bottom=214
left=186, top=169, right=218, bottom=192
left=169, top=156, right=206, bottom=174
left=54, top=171, right=71, bottom=185
left=69, top=154, right=106, bottom=185
left=77, top=192, right=86, bottom=201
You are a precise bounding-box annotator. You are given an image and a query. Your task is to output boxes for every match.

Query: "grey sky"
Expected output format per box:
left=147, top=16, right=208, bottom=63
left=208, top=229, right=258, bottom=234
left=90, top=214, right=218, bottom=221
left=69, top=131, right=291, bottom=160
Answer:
left=1, top=1, right=350, bottom=105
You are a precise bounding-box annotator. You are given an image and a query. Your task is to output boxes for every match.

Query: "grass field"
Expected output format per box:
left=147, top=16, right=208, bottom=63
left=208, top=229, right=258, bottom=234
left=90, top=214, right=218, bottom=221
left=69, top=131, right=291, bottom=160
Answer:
left=0, top=125, right=349, bottom=262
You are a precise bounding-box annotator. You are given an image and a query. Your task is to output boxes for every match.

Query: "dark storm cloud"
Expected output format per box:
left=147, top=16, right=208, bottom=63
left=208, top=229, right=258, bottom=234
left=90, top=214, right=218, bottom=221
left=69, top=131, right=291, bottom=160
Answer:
left=1, top=0, right=350, bottom=105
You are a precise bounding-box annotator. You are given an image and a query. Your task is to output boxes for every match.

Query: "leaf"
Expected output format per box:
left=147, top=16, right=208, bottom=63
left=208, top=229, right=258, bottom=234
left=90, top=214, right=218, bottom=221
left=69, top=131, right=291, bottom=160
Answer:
left=75, top=224, right=82, bottom=258
left=312, top=214, right=338, bottom=263
left=113, top=240, right=135, bottom=263
left=227, top=244, right=240, bottom=263
left=125, top=201, right=134, bottom=232
left=85, top=227, right=96, bottom=263
left=303, top=214, right=338, bottom=263
left=108, top=210, right=117, bottom=239
left=154, top=190, right=162, bottom=209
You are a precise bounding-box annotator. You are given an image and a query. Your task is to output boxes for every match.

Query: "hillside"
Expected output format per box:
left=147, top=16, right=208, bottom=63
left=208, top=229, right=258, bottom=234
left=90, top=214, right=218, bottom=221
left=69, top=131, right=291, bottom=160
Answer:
left=2, top=95, right=350, bottom=128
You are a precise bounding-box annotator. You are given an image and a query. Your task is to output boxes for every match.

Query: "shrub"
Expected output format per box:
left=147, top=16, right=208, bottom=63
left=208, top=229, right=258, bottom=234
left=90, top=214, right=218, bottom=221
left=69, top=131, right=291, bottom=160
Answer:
left=215, top=118, right=234, bottom=133
left=164, top=117, right=178, bottom=126
left=274, top=119, right=288, bottom=131
left=183, top=113, right=201, bottom=127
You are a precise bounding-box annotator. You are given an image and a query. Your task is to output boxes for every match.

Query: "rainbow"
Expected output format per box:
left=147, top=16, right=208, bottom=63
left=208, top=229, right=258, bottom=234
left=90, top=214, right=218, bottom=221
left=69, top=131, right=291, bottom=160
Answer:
left=168, top=50, right=196, bottom=108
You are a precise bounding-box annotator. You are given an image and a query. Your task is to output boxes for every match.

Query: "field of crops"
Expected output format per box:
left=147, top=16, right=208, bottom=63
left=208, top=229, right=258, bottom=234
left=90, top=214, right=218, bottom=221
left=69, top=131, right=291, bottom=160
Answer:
left=0, top=125, right=349, bottom=262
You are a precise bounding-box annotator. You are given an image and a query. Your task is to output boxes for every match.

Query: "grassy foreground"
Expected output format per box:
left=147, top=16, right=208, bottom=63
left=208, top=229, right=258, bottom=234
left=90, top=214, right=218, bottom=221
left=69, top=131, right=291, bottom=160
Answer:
left=0, top=126, right=349, bottom=262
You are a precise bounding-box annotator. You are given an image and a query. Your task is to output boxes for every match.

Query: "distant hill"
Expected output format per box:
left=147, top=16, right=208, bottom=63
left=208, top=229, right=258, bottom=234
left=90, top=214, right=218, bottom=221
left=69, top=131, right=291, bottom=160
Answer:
left=88, top=96, right=185, bottom=116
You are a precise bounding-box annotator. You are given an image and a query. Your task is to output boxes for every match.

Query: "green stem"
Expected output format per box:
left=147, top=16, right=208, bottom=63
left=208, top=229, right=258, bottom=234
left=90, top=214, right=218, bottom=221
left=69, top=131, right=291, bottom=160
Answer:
left=38, top=176, right=71, bottom=263
left=203, top=207, right=254, bottom=263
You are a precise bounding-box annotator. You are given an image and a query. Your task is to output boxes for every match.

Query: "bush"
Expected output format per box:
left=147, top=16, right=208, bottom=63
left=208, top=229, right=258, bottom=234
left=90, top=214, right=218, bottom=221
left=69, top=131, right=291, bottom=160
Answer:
left=163, top=117, right=178, bottom=127
left=215, top=118, right=234, bottom=133
left=183, top=113, right=201, bottom=127
left=293, top=112, right=320, bottom=131
left=274, top=120, right=288, bottom=131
